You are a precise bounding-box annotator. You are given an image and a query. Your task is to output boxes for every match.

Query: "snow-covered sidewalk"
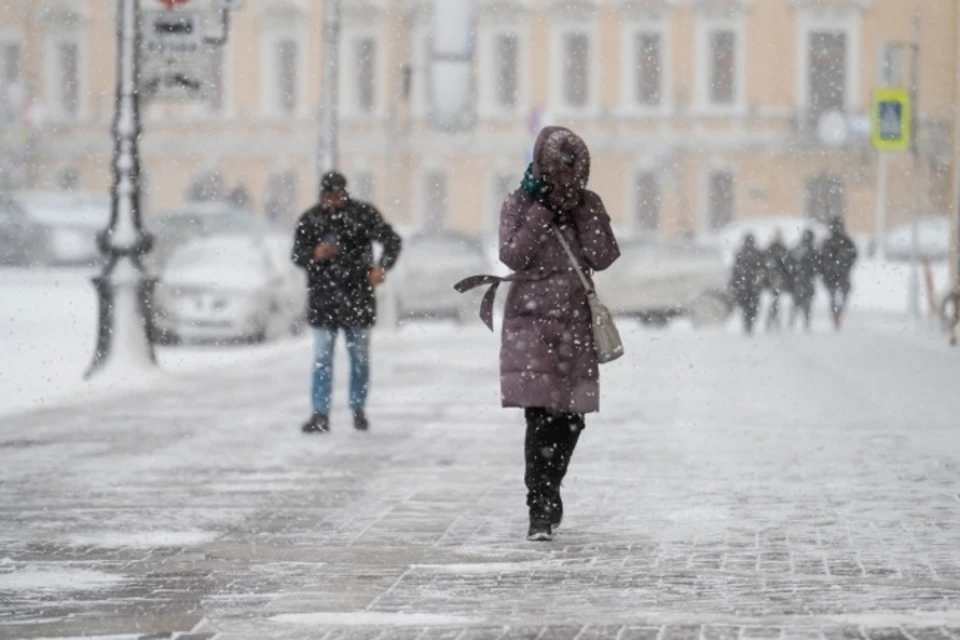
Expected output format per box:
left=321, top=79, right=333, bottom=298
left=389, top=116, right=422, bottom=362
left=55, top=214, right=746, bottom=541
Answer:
left=1, top=317, right=959, bottom=638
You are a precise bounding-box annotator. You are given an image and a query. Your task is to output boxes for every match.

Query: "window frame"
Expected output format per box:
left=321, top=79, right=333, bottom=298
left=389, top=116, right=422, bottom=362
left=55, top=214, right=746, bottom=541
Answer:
left=619, top=18, right=672, bottom=117
left=410, top=24, right=431, bottom=119
left=550, top=20, right=600, bottom=117
left=44, top=29, right=87, bottom=122
left=694, top=15, right=746, bottom=115
left=700, top=166, right=737, bottom=232
left=0, top=31, right=24, bottom=122
left=259, top=25, right=307, bottom=119
left=795, top=9, right=860, bottom=115
left=340, top=26, right=384, bottom=119
left=478, top=24, right=528, bottom=119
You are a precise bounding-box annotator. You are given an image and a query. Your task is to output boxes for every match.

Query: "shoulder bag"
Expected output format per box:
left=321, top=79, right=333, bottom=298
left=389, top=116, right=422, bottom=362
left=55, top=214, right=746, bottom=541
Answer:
left=551, top=225, right=624, bottom=364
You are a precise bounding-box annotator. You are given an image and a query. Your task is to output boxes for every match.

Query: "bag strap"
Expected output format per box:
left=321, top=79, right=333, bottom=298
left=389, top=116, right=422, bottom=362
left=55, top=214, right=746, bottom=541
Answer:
left=551, top=225, right=594, bottom=295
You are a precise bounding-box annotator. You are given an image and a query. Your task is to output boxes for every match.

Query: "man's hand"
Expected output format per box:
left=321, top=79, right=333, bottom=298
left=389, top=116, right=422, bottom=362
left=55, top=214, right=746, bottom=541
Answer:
left=314, top=243, right=340, bottom=261
left=368, top=266, right=387, bottom=286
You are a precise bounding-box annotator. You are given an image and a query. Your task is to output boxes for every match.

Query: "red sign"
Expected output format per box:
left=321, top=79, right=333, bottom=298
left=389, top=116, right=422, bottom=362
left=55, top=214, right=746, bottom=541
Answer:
left=158, top=0, right=190, bottom=7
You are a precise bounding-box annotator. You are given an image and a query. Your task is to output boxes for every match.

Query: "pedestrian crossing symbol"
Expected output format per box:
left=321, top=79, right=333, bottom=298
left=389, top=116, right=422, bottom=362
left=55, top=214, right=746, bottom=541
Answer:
left=871, top=89, right=910, bottom=151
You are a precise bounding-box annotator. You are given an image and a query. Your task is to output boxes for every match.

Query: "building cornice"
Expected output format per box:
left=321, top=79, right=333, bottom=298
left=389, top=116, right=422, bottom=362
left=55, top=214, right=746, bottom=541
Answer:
left=33, top=0, right=91, bottom=29
left=788, top=0, right=871, bottom=13
left=256, top=0, right=307, bottom=29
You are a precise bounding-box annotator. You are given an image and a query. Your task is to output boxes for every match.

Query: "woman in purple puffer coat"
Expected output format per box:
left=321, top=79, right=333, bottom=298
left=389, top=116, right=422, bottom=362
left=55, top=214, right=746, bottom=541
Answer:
left=463, top=126, right=620, bottom=541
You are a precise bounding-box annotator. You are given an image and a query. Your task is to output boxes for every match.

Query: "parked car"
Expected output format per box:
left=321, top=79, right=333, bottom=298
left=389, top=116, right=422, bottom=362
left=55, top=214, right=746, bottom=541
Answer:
left=880, top=215, right=950, bottom=262
left=0, top=195, right=48, bottom=266
left=153, top=234, right=307, bottom=344
left=594, top=236, right=730, bottom=327
left=148, top=203, right=273, bottom=267
left=387, top=230, right=491, bottom=325
left=705, top=216, right=829, bottom=266
left=15, top=191, right=110, bottom=266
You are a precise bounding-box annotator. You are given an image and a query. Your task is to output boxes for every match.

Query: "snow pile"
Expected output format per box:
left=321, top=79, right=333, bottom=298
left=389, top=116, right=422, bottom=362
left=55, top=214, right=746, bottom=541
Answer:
left=272, top=611, right=477, bottom=626
left=66, top=530, right=217, bottom=549
left=0, top=567, right=123, bottom=592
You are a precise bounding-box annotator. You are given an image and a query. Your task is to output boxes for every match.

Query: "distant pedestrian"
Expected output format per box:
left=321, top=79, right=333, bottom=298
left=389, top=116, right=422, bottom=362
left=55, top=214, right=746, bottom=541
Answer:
left=942, top=284, right=960, bottom=347
left=764, top=229, right=790, bottom=331
left=788, top=229, right=819, bottom=332
left=456, top=126, right=620, bottom=542
left=291, top=171, right=403, bottom=434
left=820, top=216, right=858, bottom=330
left=730, top=233, right=766, bottom=335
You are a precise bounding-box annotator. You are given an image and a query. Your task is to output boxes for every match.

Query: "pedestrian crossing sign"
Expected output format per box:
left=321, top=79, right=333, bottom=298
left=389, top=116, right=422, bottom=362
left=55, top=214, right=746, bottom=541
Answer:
left=871, top=89, right=910, bottom=152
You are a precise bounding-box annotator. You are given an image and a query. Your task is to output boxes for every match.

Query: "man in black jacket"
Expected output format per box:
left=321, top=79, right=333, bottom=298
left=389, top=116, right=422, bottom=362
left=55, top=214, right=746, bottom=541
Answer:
left=291, top=171, right=402, bottom=434
left=820, top=216, right=858, bottom=331
left=730, top=234, right=766, bottom=335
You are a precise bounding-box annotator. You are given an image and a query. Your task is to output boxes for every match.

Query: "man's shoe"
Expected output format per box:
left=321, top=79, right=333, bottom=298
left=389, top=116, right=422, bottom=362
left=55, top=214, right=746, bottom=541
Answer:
left=527, top=515, right=553, bottom=542
left=302, top=413, right=330, bottom=434
left=353, top=411, right=369, bottom=432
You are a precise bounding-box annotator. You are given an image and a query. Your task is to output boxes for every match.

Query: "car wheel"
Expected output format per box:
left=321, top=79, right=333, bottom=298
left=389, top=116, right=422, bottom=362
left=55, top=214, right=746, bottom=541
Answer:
left=689, top=290, right=733, bottom=328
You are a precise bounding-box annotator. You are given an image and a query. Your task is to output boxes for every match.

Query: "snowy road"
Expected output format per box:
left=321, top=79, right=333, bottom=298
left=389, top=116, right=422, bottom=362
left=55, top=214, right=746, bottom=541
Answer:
left=1, top=315, right=959, bottom=638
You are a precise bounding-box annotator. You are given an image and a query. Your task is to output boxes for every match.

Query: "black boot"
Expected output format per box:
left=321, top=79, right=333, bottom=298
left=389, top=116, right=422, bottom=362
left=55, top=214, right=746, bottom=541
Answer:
left=302, top=413, right=330, bottom=434
left=353, top=411, right=369, bottom=432
left=527, top=512, right=553, bottom=541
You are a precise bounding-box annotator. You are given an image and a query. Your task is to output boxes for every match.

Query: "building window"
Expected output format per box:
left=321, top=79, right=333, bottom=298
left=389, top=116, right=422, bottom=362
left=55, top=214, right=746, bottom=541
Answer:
left=204, top=44, right=225, bottom=113
left=808, top=31, right=847, bottom=123
left=635, top=32, right=662, bottom=107
left=354, top=171, right=375, bottom=203
left=708, top=170, right=735, bottom=230
left=708, top=30, right=736, bottom=106
left=48, top=38, right=81, bottom=119
left=494, top=33, right=519, bottom=109
left=1, top=41, right=22, bottom=122
left=355, top=36, right=377, bottom=113
left=409, top=28, right=431, bottom=116
left=635, top=171, right=661, bottom=232
left=276, top=39, right=299, bottom=114
left=880, top=43, right=904, bottom=87
left=805, top=173, right=845, bottom=223
left=423, top=170, right=447, bottom=230
left=562, top=31, right=590, bottom=109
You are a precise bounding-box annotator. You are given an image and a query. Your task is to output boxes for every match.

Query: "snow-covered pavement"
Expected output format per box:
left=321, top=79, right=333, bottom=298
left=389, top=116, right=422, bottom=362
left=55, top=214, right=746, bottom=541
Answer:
left=1, top=310, right=959, bottom=638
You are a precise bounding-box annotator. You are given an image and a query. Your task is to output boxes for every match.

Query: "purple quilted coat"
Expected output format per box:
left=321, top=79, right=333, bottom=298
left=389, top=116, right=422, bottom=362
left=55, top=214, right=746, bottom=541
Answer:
left=499, top=127, right=620, bottom=414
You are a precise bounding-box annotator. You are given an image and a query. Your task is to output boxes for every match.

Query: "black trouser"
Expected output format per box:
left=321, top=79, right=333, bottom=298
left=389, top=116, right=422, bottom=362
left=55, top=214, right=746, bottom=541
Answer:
left=738, top=294, right=760, bottom=334
left=790, top=296, right=813, bottom=331
left=828, top=283, right=850, bottom=323
left=766, top=289, right=782, bottom=330
left=524, top=408, right=584, bottom=516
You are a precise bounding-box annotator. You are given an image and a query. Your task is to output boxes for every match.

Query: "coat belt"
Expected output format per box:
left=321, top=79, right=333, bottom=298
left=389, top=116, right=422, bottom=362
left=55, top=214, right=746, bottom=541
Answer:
left=454, top=272, right=552, bottom=332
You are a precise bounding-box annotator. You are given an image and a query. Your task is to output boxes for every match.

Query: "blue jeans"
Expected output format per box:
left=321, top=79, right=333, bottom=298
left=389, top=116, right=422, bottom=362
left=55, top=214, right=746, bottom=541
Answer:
left=311, top=326, right=371, bottom=415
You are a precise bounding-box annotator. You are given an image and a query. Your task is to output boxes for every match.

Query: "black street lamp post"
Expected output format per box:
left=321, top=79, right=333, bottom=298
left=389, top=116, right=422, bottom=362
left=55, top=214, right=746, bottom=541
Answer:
left=87, top=0, right=156, bottom=379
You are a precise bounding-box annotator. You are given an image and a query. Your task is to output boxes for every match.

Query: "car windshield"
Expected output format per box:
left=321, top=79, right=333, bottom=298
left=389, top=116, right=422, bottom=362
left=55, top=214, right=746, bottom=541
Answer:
left=154, top=210, right=267, bottom=236
left=167, top=243, right=262, bottom=272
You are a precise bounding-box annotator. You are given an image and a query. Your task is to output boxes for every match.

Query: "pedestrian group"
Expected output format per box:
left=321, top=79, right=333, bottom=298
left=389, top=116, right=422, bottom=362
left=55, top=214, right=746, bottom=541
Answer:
left=729, top=216, right=859, bottom=335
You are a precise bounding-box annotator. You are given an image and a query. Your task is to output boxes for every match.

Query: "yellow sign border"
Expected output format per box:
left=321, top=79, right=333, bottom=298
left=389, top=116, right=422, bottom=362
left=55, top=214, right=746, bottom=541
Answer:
left=872, top=89, right=911, bottom=152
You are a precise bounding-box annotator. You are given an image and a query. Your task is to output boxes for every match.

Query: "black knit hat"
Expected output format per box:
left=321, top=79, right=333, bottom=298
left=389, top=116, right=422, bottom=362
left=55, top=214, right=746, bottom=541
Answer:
left=320, top=170, right=348, bottom=193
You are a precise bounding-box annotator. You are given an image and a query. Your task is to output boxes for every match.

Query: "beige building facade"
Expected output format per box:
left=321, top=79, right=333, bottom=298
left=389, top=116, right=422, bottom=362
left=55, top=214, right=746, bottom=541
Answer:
left=1, top=0, right=959, bottom=250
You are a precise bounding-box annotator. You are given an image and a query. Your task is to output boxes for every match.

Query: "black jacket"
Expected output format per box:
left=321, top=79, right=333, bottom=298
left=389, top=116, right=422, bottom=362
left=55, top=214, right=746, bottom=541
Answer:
left=765, top=240, right=790, bottom=293
left=820, top=231, right=858, bottom=290
left=730, top=243, right=766, bottom=302
left=788, top=240, right=820, bottom=302
left=291, top=199, right=402, bottom=328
